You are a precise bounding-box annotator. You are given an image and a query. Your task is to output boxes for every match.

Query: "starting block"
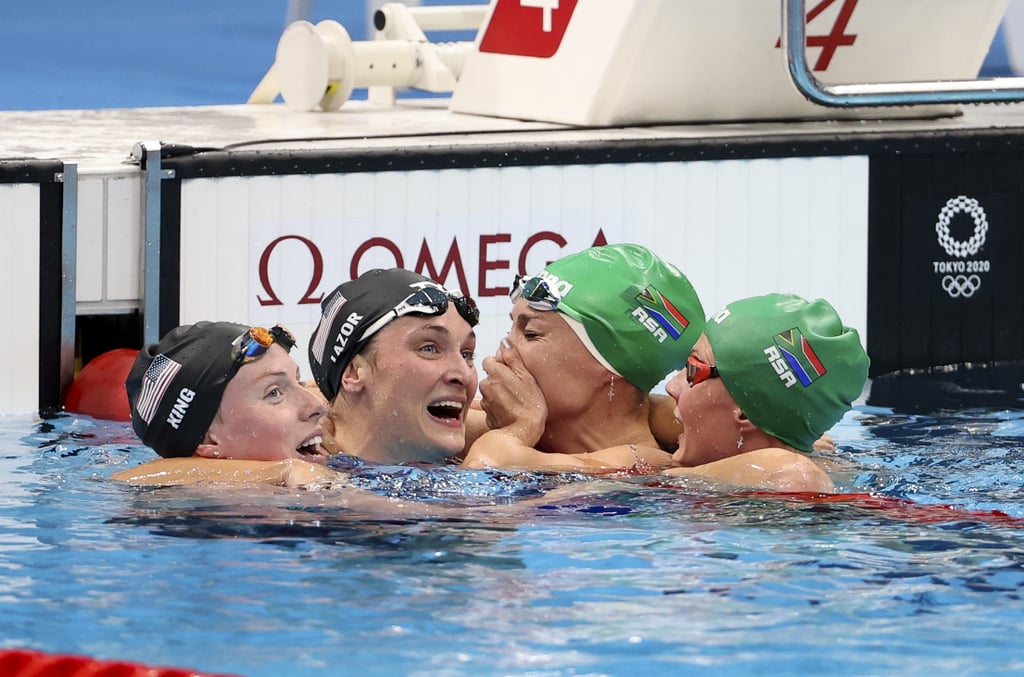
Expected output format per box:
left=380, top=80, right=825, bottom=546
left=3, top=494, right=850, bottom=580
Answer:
left=450, top=0, right=1008, bottom=124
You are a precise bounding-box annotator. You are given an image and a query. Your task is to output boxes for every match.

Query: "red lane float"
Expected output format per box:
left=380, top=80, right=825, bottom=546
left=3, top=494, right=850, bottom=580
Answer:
left=0, top=648, right=240, bottom=677
left=64, top=348, right=139, bottom=422
left=746, top=491, right=1022, bottom=527
left=643, top=481, right=1022, bottom=527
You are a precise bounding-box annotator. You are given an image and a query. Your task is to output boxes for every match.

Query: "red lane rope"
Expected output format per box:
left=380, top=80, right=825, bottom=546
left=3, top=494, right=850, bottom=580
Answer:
left=745, top=490, right=1022, bottom=526
left=0, top=649, right=241, bottom=677
left=642, top=482, right=1022, bottom=526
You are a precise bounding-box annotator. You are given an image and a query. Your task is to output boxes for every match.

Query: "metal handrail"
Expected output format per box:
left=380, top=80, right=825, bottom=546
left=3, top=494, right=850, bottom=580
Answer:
left=782, top=0, right=1024, bottom=106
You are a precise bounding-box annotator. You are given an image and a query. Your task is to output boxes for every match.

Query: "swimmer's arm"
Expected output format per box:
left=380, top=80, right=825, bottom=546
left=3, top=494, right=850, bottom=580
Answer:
left=648, top=393, right=682, bottom=452
left=112, top=457, right=342, bottom=489
left=646, top=394, right=834, bottom=453
left=661, top=448, right=835, bottom=493
left=462, top=434, right=671, bottom=473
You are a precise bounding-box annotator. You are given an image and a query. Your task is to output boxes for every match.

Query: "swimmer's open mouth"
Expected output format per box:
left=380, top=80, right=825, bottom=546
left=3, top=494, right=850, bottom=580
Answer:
left=297, top=435, right=324, bottom=456
left=427, top=400, right=464, bottom=421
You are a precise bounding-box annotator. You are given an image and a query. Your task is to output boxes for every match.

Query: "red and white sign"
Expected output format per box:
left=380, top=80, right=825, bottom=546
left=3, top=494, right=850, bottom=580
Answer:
left=478, top=0, right=578, bottom=58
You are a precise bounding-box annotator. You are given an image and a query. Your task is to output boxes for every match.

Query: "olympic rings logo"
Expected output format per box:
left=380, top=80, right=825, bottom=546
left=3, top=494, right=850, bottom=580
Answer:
left=935, top=196, right=987, bottom=258
left=941, top=274, right=981, bottom=298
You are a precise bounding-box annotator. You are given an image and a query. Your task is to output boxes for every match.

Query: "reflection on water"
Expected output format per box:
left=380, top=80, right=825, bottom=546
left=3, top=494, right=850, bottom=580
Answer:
left=1, top=387, right=1023, bottom=677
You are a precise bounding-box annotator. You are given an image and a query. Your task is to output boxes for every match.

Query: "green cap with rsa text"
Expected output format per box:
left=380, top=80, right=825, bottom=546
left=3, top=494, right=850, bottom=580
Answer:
left=529, top=243, right=705, bottom=392
left=705, top=293, right=869, bottom=451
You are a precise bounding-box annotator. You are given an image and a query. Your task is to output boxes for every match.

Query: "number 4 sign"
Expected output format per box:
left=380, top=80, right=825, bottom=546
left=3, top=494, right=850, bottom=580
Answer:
left=776, top=0, right=858, bottom=71
left=479, top=0, right=579, bottom=58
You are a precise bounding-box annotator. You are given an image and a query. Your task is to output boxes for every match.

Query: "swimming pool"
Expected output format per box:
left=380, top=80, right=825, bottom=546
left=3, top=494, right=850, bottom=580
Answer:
left=2, top=378, right=1024, bottom=677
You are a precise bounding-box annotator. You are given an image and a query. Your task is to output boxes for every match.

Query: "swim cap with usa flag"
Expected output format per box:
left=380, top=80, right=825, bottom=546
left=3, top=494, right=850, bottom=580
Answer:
left=704, top=293, right=869, bottom=452
left=529, top=243, right=704, bottom=392
left=126, top=321, right=249, bottom=458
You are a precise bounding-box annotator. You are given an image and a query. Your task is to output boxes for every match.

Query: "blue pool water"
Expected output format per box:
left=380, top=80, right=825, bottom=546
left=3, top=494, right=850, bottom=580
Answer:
left=2, top=375, right=1024, bottom=676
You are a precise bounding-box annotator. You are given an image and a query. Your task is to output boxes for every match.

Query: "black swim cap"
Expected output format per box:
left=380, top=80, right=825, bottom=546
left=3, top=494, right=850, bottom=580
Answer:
left=308, top=269, right=479, bottom=401
left=125, top=321, right=295, bottom=457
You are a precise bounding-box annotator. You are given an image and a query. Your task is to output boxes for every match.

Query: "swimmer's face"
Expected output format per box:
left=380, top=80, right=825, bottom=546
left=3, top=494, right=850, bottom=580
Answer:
left=357, top=305, right=478, bottom=463
left=665, top=334, right=741, bottom=467
left=506, top=298, right=611, bottom=424
left=201, top=344, right=328, bottom=463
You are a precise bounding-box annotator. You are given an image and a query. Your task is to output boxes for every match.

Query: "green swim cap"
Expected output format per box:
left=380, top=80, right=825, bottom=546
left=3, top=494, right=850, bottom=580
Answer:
left=705, top=293, right=869, bottom=451
left=524, top=243, right=705, bottom=392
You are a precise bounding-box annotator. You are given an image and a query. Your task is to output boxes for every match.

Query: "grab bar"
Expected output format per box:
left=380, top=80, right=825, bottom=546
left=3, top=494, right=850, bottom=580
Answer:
left=781, top=0, right=1024, bottom=106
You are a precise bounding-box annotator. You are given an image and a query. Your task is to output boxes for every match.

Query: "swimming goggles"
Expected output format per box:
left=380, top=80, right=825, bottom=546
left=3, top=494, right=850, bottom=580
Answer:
left=685, top=355, right=720, bottom=387
left=510, top=274, right=561, bottom=311
left=231, top=324, right=296, bottom=366
left=360, top=285, right=481, bottom=344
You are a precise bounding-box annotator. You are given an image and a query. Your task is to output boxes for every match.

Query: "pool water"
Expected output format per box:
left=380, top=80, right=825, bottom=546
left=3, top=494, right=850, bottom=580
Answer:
left=2, top=387, right=1024, bottom=676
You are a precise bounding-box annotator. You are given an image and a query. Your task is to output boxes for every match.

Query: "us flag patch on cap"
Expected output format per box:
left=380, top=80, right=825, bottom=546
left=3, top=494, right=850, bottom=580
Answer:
left=136, top=354, right=182, bottom=423
left=311, top=290, right=346, bottom=364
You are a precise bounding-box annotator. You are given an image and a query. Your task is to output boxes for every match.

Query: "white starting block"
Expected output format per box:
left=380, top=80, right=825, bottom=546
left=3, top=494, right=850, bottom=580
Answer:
left=251, top=0, right=1008, bottom=123
left=449, top=0, right=1008, bottom=124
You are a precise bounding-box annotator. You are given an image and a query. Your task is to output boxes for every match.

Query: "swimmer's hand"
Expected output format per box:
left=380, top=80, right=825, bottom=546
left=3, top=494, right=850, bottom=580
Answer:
left=813, top=433, right=836, bottom=452
left=478, top=338, right=547, bottom=446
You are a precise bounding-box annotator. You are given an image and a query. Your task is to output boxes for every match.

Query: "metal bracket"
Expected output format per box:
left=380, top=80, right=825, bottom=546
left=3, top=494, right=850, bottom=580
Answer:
left=134, top=141, right=166, bottom=345
left=782, top=0, right=1024, bottom=107
left=60, top=163, right=78, bottom=405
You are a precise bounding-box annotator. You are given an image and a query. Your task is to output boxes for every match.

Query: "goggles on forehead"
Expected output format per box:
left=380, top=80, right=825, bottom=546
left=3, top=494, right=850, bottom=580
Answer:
left=231, top=324, right=297, bottom=366
left=510, top=274, right=561, bottom=311
left=685, top=355, right=720, bottom=387
left=360, top=285, right=481, bottom=344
